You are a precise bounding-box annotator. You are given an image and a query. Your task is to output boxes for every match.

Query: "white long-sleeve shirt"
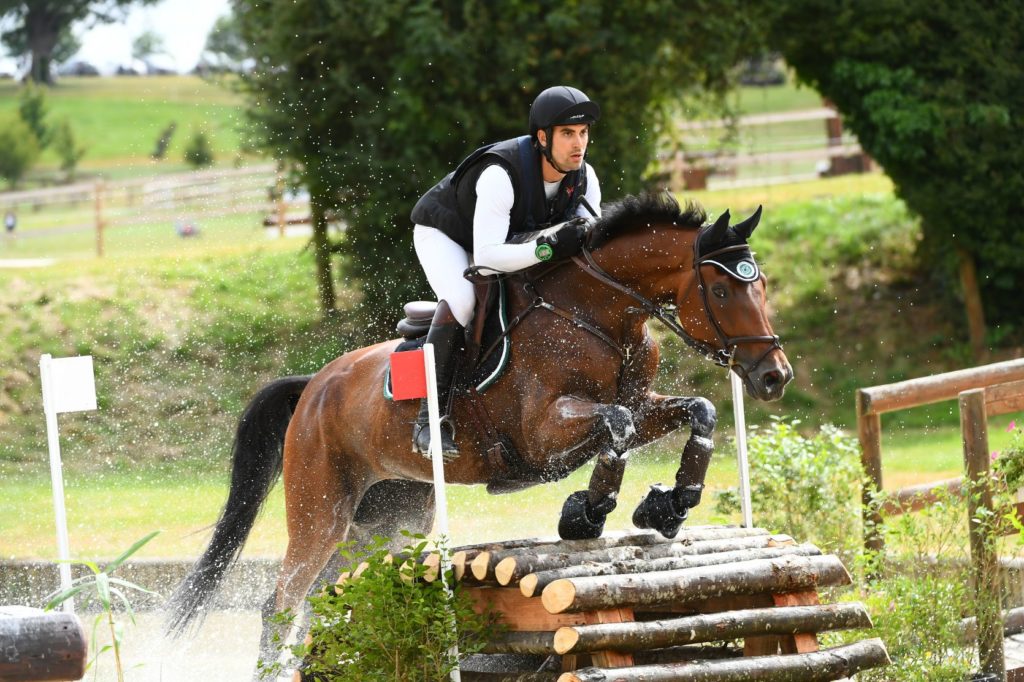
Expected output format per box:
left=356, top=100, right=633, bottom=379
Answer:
left=472, top=162, right=601, bottom=273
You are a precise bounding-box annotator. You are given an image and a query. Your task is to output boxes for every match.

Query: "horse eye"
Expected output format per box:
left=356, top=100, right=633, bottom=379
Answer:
left=712, top=284, right=728, bottom=299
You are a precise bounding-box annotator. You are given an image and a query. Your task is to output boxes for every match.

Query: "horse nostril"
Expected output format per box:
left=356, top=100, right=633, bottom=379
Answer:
left=762, top=369, right=783, bottom=392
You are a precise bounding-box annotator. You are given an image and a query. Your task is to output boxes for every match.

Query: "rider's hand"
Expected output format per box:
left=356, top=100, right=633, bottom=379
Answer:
left=535, top=220, right=587, bottom=261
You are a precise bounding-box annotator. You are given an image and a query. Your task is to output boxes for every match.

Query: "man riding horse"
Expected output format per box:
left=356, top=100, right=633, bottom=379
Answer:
left=410, top=85, right=602, bottom=456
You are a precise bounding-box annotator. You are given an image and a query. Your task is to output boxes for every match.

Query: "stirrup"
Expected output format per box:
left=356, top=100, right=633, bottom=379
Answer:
left=413, top=417, right=459, bottom=460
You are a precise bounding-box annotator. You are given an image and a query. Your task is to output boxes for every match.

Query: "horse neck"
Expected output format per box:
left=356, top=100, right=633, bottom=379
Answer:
left=532, top=228, right=697, bottom=345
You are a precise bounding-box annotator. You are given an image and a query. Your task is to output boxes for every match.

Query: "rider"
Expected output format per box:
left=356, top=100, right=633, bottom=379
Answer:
left=409, top=85, right=603, bottom=457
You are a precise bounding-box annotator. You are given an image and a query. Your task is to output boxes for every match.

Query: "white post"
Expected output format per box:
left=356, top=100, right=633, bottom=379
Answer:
left=39, top=354, right=74, bottom=612
left=730, top=371, right=753, bottom=529
left=423, top=344, right=461, bottom=682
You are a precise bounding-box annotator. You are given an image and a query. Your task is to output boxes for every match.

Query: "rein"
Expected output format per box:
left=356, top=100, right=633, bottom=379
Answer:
left=474, top=224, right=781, bottom=378
left=570, top=227, right=781, bottom=374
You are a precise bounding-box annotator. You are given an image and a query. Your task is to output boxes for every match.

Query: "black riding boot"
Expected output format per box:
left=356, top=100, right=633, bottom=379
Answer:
left=412, top=301, right=464, bottom=457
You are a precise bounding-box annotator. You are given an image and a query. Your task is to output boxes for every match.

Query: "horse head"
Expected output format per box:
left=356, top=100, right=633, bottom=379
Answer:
left=679, top=205, right=793, bottom=400
left=584, top=193, right=792, bottom=401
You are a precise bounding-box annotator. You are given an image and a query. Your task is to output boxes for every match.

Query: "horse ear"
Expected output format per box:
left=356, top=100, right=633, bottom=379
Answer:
left=733, top=205, right=762, bottom=240
left=707, top=209, right=730, bottom=244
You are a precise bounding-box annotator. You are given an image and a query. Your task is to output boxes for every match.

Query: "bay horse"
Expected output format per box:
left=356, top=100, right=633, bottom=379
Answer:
left=165, top=192, right=793, bottom=669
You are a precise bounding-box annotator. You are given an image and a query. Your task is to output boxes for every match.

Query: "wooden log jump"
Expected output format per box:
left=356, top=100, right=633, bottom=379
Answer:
left=0, top=611, right=87, bottom=682
left=444, top=526, right=889, bottom=680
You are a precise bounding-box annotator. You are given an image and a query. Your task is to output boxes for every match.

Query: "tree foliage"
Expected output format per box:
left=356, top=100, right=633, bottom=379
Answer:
left=51, top=118, right=88, bottom=181
left=233, top=0, right=765, bottom=332
left=768, top=1, right=1024, bottom=331
left=131, top=29, right=164, bottom=61
left=0, top=0, right=159, bottom=83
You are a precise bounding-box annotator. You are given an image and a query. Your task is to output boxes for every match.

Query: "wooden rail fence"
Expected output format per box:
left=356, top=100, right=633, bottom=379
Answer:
left=857, top=357, right=1024, bottom=679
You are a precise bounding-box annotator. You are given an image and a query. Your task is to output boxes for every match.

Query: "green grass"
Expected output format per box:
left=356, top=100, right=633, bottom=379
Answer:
left=7, top=420, right=1020, bottom=559
left=0, top=76, right=247, bottom=173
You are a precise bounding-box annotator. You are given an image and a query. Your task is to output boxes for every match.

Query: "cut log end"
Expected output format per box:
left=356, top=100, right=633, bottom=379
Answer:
left=421, top=553, right=440, bottom=582
left=541, top=579, right=577, bottom=614
left=520, top=573, right=539, bottom=597
left=472, top=551, right=493, bottom=580
left=557, top=674, right=583, bottom=682
left=553, top=626, right=581, bottom=655
left=496, top=556, right=517, bottom=585
left=452, top=551, right=467, bottom=580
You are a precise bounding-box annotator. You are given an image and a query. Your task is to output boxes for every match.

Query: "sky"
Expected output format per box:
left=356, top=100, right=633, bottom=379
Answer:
left=69, top=0, right=231, bottom=74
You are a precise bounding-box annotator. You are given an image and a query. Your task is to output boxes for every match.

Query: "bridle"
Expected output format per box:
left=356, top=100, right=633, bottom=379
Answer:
left=571, top=226, right=782, bottom=375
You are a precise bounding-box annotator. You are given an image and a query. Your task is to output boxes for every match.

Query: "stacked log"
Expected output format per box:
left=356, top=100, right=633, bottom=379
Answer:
left=0, top=610, right=87, bottom=682
left=439, top=525, right=890, bottom=681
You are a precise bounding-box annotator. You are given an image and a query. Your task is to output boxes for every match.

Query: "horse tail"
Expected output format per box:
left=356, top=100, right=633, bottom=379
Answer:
left=165, top=374, right=311, bottom=636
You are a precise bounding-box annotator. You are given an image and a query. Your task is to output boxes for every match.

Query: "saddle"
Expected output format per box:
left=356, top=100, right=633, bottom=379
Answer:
left=394, top=275, right=507, bottom=389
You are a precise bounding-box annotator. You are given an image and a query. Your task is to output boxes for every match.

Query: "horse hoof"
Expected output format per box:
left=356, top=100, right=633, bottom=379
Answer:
left=558, top=491, right=607, bottom=540
left=632, top=484, right=688, bottom=538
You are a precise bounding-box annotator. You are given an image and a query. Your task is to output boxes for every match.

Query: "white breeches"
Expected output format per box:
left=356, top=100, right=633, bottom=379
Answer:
left=413, top=225, right=476, bottom=327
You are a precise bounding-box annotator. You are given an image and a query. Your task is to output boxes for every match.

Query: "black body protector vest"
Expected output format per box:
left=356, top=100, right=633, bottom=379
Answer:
left=410, top=135, right=588, bottom=251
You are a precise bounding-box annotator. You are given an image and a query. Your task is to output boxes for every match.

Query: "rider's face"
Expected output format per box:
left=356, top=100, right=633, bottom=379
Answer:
left=539, top=124, right=590, bottom=173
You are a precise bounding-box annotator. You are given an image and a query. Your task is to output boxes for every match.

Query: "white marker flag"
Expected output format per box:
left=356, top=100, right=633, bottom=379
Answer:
left=44, top=355, right=97, bottom=414
left=39, top=354, right=98, bottom=612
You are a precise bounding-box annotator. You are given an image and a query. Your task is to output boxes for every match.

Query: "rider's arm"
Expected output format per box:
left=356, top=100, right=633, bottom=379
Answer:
left=576, top=163, right=601, bottom=219
left=472, top=164, right=543, bottom=273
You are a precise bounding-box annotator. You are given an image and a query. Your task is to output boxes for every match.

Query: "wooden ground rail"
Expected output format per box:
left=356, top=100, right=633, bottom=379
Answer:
left=445, top=525, right=889, bottom=681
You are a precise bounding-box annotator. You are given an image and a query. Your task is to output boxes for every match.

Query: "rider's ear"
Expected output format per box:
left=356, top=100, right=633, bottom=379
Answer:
left=536, top=129, right=547, bottom=150
left=733, top=205, right=763, bottom=240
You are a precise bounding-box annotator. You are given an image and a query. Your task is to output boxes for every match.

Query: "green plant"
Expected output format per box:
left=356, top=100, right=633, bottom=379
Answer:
left=0, top=116, right=41, bottom=188
left=151, top=121, right=177, bottom=160
left=714, top=418, right=863, bottom=555
left=18, top=82, right=50, bottom=148
left=184, top=129, right=215, bottom=168
left=830, top=488, right=974, bottom=682
left=50, top=118, right=88, bottom=182
left=264, top=533, right=499, bottom=681
left=992, top=420, right=1024, bottom=491
left=44, top=531, right=161, bottom=682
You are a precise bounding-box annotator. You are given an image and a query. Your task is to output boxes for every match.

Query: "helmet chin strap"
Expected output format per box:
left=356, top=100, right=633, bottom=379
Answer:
left=539, top=126, right=573, bottom=176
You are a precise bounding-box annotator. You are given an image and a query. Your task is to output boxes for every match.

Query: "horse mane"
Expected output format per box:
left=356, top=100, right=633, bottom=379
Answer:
left=588, top=192, right=707, bottom=249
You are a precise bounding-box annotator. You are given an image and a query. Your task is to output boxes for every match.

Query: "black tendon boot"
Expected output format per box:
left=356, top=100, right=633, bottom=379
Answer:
left=412, top=301, right=464, bottom=457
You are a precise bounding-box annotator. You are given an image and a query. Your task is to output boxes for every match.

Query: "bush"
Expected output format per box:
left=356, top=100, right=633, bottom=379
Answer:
left=0, top=116, right=41, bottom=188
left=50, top=118, right=87, bottom=182
left=183, top=129, right=214, bottom=168
left=714, top=418, right=863, bottom=555
left=151, top=122, right=177, bottom=160
left=267, top=534, right=499, bottom=681
left=18, top=82, right=50, bottom=149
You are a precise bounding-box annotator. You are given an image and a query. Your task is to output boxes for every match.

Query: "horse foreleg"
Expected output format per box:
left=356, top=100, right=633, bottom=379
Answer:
left=627, top=394, right=717, bottom=538
left=537, top=396, right=636, bottom=540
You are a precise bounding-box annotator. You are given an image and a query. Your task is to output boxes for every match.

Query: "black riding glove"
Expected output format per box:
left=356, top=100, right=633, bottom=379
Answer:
left=534, top=220, right=587, bottom=261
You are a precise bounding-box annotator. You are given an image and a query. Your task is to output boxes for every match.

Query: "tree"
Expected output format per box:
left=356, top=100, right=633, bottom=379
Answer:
left=203, top=13, right=246, bottom=65
left=51, top=118, right=87, bottom=181
left=0, top=116, right=41, bottom=188
left=18, top=81, right=49, bottom=148
left=131, top=29, right=164, bottom=61
left=0, top=1, right=159, bottom=84
left=768, top=2, right=1024, bottom=353
left=183, top=129, right=214, bottom=168
left=234, top=0, right=765, bottom=331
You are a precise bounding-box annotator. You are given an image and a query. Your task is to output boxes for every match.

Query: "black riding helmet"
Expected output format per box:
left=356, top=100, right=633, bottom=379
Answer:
left=529, top=86, right=600, bottom=171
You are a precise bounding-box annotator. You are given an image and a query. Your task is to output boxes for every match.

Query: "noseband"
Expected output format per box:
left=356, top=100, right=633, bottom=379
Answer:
left=571, top=227, right=782, bottom=375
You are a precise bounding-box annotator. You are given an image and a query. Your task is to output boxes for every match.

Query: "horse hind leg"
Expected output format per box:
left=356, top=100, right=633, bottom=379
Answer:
left=632, top=396, right=717, bottom=538
left=283, top=480, right=437, bottom=676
